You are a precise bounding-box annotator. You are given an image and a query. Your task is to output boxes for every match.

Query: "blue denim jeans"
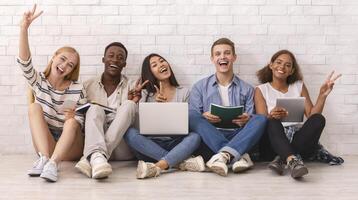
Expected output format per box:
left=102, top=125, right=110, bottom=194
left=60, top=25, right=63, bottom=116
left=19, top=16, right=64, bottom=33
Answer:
left=124, top=127, right=201, bottom=167
left=189, top=110, right=267, bottom=163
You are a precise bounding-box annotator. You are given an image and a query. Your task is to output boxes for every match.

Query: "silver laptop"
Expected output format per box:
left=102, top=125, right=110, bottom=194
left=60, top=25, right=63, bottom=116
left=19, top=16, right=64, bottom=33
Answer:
left=276, top=97, right=305, bottom=122
left=139, top=102, right=188, bottom=135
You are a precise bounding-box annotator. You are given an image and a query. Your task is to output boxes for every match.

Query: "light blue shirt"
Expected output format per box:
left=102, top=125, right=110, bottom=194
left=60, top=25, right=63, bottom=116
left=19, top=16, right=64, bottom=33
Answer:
left=189, top=74, right=255, bottom=115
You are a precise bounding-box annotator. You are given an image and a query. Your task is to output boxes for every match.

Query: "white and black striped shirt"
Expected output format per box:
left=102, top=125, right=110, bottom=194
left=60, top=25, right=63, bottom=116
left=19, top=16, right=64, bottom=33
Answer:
left=17, top=57, right=86, bottom=130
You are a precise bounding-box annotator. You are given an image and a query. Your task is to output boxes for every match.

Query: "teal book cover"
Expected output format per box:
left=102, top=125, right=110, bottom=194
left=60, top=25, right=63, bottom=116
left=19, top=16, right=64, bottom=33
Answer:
left=210, top=103, right=244, bottom=129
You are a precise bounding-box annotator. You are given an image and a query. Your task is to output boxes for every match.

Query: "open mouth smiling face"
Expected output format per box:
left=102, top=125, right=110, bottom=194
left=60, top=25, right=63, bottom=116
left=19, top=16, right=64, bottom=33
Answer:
left=270, top=54, right=294, bottom=79
left=105, top=63, right=123, bottom=77
left=159, top=66, right=168, bottom=73
left=50, top=52, right=77, bottom=79
left=103, top=45, right=127, bottom=77
left=211, top=44, right=236, bottom=73
left=149, top=55, right=172, bottom=81
left=218, top=60, right=229, bottom=67
left=110, top=64, right=120, bottom=69
left=56, top=66, right=65, bottom=74
left=54, top=64, right=73, bottom=78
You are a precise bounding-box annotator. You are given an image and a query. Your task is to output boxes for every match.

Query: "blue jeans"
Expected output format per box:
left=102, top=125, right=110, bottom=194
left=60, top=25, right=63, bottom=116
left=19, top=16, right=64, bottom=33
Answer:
left=189, top=110, right=267, bottom=163
left=124, top=127, right=201, bottom=167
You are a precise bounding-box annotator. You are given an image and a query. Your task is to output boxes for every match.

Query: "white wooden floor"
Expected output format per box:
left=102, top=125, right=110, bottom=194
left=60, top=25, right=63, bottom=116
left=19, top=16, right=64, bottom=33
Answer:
left=0, top=155, right=357, bottom=200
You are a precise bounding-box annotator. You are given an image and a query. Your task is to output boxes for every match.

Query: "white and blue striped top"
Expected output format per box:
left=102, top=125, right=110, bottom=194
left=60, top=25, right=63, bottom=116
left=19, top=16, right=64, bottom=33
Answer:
left=17, top=57, right=86, bottom=130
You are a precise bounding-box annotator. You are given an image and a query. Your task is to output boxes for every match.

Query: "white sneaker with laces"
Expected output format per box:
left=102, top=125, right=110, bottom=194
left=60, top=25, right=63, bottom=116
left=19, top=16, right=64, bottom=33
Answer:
left=40, top=160, right=58, bottom=182
left=232, top=153, right=254, bottom=173
left=28, top=153, right=49, bottom=177
left=75, top=156, right=92, bottom=178
left=136, top=160, right=161, bottom=179
left=206, top=152, right=230, bottom=176
left=179, top=155, right=206, bottom=172
left=90, top=152, right=112, bottom=179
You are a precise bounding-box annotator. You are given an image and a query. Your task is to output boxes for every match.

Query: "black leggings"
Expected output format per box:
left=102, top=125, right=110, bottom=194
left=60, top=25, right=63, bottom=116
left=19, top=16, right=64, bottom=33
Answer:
left=268, top=113, right=326, bottom=160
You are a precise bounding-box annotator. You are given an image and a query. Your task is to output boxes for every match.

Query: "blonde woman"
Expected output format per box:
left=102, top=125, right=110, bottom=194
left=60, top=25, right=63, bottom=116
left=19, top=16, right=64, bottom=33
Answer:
left=19, top=5, right=86, bottom=182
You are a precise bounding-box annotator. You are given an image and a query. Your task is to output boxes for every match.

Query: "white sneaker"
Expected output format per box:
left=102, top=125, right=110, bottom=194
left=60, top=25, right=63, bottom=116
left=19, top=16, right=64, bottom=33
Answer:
left=28, top=153, right=49, bottom=176
left=90, top=152, right=112, bottom=179
left=75, top=156, right=92, bottom=178
left=136, top=160, right=161, bottom=179
left=179, top=156, right=206, bottom=172
left=40, top=160, right=58, bottom=182
left=206, top=152, right=230, bottom=176
left=232, top=153, right=254, bottom=173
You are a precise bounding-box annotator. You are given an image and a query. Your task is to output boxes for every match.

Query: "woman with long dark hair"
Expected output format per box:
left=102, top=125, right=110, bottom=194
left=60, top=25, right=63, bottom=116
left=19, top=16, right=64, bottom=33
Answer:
left=124, top=54, right=205, bottom=179
left=255, top=49, right=342, bottom=179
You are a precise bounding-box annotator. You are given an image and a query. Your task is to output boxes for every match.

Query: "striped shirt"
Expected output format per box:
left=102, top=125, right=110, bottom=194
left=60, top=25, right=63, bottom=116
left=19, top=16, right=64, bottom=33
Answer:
left=17, top=57, right=86, bottom=130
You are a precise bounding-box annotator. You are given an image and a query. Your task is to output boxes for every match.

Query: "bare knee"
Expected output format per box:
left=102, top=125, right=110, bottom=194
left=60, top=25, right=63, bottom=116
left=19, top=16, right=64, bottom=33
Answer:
left=64, top=118, right=80, bottom=130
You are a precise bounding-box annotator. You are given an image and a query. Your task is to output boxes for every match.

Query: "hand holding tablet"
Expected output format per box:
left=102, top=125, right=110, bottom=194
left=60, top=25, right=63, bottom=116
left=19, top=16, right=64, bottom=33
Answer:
left=276, top=97, right=305, bottom=122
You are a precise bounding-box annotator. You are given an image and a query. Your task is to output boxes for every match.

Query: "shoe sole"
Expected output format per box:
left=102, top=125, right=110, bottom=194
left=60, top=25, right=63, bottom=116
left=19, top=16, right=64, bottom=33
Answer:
left=28, top=172, right=41, bottom=177
left=28, top=169, right=43, bottom=177
left=75, top=162, right=92, bottom=178
left=232, top=165, right=252, bottom=173
left=92, top=164, right=112, bottom=179
left=291, top=167, right=309, bottom=179
left=268, top=164, right=284, bottom=175
left=209, top=166, right=228, bottom=176
left=40, top=173, right=57, bottom=182
left=28, top=174, right=41, bottom=177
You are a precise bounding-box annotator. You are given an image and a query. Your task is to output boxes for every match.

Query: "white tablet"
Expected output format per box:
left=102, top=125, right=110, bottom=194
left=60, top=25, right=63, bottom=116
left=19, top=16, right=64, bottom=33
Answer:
left=276, top=97, right=305, bottom=122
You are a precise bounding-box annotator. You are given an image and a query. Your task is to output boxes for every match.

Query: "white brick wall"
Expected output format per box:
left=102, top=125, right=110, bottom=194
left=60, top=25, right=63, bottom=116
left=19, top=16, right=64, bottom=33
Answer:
left=0, top=0, right=357, bottom=155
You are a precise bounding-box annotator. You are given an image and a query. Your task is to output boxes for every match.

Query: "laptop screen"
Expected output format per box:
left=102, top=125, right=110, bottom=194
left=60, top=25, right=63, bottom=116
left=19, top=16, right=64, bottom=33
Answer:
left=139, top=102, right=189, bottom=135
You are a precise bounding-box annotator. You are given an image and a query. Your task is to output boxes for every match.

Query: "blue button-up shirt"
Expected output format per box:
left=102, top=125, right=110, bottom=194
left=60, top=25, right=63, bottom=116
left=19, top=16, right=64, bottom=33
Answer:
left=189, top=74, right=255, bottom=115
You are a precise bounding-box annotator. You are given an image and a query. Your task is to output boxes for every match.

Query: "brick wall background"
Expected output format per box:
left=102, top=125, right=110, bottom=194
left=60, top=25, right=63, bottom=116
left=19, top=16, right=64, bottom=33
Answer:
left=0, top=0, right=357, bottom=155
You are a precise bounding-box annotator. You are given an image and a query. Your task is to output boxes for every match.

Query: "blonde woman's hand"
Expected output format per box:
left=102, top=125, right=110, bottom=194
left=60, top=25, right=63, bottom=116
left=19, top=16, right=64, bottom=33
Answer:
left=319, top=70, right=342, bottom=97
left=21, top=4, right=43, bottom=30
left=154, top=81, right=167, bottom=102
left=269, top=107, right=288, bottom=120
left=63, top=108, right=76, bottom=121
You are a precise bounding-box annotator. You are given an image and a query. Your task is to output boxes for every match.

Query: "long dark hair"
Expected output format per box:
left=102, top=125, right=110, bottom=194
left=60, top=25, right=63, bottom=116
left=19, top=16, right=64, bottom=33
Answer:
left=256, top=49, right=303, bottom=84
left=141, top=53, right=180, bottom=95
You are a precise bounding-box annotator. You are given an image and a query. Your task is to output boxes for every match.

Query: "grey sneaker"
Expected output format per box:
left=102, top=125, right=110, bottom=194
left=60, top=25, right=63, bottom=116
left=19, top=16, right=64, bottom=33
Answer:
left=136, top=160, right=161, bottom=179
left=90, top=152, right=112, bottom=179
left=75, top=156, right=92, bottom=178
left=178, top=155, right=206, bottom=172
left=268, top=156, right=285, bottom=175
left=28, top=153, right=49, bottom=177
left=206, top=152, right=230, bottom=176
left=287, top=155, right=309, bottom=179
left=40, top=160, right=58, bottom=182
left=232, top=153, right=254, bottom=173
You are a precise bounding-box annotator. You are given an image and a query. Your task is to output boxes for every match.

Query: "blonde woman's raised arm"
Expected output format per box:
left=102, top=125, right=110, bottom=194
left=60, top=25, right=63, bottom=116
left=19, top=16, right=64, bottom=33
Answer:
left=19, top=4, right=43, bottom=61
